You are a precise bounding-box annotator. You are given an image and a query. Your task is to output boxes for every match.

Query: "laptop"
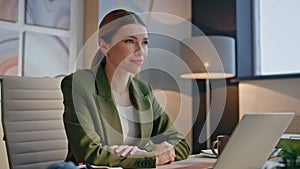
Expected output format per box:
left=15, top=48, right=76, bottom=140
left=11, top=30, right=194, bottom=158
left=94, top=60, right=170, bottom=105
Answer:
left=176, top=112, right=295, bottom=169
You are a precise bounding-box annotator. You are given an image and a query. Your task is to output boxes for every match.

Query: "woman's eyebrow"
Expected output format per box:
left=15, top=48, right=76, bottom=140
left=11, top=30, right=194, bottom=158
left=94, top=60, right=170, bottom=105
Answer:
left=127, top=35, right=148, bottom=40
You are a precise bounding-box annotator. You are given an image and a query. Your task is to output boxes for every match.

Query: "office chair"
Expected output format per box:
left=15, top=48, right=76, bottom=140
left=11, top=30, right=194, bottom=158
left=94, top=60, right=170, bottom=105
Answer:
left=1, top=76, right=67, bottom=169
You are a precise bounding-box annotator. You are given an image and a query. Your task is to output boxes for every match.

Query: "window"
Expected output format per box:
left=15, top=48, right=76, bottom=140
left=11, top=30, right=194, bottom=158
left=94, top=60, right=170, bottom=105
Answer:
left=254, top=0, right=300, bottom=76
left=0, top=0, right=83, bottom=77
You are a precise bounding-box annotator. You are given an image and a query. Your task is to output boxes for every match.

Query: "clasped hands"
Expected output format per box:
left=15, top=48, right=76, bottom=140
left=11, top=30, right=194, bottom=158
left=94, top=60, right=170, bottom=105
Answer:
left=110, top=141, right=176, bottom=166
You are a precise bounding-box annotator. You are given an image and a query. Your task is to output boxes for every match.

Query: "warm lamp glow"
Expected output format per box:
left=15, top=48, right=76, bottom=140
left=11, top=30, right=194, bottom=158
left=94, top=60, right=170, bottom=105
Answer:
left=180, top=72, right=235, bottom=79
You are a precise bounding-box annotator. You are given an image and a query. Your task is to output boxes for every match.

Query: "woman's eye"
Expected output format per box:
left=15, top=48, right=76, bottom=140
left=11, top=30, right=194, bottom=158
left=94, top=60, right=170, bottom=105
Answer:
left=124, top=39, right=134, bottom=43
left=143, top=41, right=149, bottom=45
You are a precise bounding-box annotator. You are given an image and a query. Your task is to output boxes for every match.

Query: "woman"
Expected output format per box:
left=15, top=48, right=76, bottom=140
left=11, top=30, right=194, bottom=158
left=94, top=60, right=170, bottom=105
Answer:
left=61, top=9, right=190, bottom=168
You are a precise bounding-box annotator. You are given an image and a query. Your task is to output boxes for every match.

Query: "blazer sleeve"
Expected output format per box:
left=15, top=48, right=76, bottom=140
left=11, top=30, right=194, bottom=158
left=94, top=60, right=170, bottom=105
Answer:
left=61, top=73, right=157, bottom=168
left=144, top=84, right=191, bottom=160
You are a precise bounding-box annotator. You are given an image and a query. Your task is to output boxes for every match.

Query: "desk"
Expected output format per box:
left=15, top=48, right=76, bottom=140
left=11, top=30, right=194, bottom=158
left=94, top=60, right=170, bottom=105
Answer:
left=156, top=155, right=216, bottom=169
left=155, top=155, right=281, bottom=169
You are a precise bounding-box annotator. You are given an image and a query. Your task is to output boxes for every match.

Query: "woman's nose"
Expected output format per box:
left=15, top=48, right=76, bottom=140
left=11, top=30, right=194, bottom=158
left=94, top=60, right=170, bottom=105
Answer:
left=135, top=44, right=146, bottom=56
left=135, top=49, right=144, bottom=56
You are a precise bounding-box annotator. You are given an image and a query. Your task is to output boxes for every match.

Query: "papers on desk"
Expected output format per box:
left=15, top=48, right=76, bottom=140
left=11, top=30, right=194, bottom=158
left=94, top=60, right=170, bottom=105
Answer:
left=196, top=148, right=281, bottom=159
left=196, top=149, right=217, bottom=158
left=78, top=163, right=122, bottom=169
left=281, top=134, right=300, bottom=140
left=262, top=159, right=284, bottom=169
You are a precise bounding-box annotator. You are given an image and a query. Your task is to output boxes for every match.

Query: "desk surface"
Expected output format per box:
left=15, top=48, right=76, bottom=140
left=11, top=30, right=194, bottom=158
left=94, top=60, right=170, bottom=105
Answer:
left=156, top=155, right=216, bottom=169
left=155, top=155, right=281, bottom=169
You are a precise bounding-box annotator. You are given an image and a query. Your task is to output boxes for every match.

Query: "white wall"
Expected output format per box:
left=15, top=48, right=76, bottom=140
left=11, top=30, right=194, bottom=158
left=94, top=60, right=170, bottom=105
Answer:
left=239, top=78, right=300, bottom=134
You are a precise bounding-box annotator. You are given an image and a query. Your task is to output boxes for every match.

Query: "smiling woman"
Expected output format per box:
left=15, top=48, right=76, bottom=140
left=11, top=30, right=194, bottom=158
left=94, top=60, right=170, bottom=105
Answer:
left=99, top=24, right=148, bottom=77
left=60, top=9, right=190, bottom=168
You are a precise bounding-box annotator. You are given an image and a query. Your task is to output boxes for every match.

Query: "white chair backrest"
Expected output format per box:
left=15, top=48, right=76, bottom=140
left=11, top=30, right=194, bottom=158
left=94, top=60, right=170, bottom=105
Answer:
left=1, top=76, right=67, bottom=169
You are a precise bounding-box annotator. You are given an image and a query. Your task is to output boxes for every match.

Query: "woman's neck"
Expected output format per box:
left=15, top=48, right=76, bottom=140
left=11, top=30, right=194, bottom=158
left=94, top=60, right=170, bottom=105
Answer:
left=104, top=64, right=130, bottom=92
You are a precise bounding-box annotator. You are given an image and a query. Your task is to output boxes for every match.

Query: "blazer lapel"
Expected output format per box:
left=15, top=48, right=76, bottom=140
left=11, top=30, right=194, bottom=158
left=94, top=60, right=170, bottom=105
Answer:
left=95, top=67, right=123, bottom=145
left=129, top=78, right=153, bottom=143
left=94, top=67, right=154, bottom=146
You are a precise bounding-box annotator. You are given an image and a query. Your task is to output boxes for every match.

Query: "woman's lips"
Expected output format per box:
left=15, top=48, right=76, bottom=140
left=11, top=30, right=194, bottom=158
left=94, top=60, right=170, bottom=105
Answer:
left=130, top=59, right=144, bottom=65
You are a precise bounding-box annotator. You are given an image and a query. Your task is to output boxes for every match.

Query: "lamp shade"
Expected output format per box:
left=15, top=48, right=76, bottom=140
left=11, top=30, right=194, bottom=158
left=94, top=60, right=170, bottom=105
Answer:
left=180, top=36, right=236, bottom=79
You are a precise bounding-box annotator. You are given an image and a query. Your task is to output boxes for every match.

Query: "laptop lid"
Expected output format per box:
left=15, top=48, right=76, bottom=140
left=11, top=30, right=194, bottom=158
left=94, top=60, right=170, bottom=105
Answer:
left=214, top=112, right=294, bottom=169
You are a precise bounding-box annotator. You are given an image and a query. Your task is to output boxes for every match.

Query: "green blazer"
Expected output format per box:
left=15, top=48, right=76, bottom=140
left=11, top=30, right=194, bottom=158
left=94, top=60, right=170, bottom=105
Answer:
left=61, top=66, right=190, bottom=168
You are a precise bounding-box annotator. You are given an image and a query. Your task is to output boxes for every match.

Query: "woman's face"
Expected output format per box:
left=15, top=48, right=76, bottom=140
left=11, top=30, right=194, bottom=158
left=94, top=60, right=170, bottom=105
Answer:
left=101, top=23, right=148, bottom=74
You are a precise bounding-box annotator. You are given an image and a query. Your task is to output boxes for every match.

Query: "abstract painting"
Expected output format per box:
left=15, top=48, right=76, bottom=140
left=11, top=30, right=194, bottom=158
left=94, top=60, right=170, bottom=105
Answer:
left=23, top=32, right=69, bottom=77
left=0, top=0, right=18, bottom=22
left=0, top=28, right=19, bottom=75
left=25, top=0, right=70, bottom=30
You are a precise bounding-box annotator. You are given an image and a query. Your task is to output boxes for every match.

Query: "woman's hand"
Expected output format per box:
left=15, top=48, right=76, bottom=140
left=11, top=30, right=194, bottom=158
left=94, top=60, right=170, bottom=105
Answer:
left=153, top=141, right=176, bottom=166
left=110, top=145, right=146, bottom=157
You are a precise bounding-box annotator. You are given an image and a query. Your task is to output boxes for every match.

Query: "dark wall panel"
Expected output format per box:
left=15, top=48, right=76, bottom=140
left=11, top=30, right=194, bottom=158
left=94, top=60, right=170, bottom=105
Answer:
left=236, top=0, right=254, bottom=77
left=192, top=0, right=236, bottom=37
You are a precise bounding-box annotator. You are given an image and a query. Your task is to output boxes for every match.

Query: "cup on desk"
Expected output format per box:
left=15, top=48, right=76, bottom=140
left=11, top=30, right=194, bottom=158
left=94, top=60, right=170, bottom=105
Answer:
left=211, top=135, right=229, bottom=157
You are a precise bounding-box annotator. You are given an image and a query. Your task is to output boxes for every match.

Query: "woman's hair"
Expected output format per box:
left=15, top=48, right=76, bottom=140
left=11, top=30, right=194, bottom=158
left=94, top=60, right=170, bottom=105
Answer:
left=91, top=9, right=146, bottom=68
left=98, top=9, right=146, bottom=43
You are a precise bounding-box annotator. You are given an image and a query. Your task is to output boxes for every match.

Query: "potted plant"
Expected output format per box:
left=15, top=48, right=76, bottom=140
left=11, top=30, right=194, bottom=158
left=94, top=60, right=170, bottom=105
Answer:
left=277, top=140, right=300, bottom=169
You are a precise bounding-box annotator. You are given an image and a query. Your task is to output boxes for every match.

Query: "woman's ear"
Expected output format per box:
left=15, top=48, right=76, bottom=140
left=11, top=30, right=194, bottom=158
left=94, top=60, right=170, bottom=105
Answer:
left=98, top=39, right=109, bottom=56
